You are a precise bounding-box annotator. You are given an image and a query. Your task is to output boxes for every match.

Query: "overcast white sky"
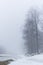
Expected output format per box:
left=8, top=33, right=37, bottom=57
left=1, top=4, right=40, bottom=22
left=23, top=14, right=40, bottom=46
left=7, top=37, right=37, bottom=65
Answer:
left=0, top=0, right=43, bottom=57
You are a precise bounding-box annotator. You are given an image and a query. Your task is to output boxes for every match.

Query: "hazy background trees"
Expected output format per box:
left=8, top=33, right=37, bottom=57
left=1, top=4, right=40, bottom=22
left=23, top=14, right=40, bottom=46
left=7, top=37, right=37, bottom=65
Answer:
left=23, top=8, right=40, bottom=55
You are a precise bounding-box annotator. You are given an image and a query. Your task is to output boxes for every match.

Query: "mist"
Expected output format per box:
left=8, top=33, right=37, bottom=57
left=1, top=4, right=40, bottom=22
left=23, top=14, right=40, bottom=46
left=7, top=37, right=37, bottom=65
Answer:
left=0, top=0, right=43, bottom=57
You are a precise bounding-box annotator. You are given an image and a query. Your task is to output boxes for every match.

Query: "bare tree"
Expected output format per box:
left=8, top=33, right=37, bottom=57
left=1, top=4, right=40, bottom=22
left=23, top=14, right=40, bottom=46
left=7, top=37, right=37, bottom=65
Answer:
left=23, top=8, right=39, bottom=55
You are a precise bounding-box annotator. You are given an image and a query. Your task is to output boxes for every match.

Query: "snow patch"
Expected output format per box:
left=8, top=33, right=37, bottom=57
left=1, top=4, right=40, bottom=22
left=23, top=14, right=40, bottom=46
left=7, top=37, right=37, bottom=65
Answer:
left=9, top=54, right=43, bottom=65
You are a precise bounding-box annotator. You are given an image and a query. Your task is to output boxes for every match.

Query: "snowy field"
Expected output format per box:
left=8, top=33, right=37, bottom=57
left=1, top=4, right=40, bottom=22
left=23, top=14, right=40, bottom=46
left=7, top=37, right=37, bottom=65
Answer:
left=9, top=54, right=43, bottom=65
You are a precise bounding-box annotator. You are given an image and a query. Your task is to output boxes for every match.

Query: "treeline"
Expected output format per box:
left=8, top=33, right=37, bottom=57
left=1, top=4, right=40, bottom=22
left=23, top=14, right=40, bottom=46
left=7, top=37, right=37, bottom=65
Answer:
left=23, top=7, right=43, bottom=56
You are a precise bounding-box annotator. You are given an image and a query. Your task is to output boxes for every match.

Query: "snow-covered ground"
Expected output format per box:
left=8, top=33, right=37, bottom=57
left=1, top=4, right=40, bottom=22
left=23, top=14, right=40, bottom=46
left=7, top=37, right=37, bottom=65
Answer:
left=9, top=54, right=43, bottom=65
left=0, top=54, right=15, bottom=61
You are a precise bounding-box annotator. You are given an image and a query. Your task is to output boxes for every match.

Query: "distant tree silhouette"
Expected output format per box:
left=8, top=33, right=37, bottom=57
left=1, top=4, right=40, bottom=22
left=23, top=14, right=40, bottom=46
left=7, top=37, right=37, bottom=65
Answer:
left=23, top=8, right=39, bottom=55
left=0, top=46, right=6, bottom=54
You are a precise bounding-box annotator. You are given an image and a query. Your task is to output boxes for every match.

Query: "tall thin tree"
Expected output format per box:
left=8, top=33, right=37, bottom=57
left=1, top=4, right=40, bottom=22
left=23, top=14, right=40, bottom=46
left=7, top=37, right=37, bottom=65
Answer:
left=23, top=8, right=39, bottom=55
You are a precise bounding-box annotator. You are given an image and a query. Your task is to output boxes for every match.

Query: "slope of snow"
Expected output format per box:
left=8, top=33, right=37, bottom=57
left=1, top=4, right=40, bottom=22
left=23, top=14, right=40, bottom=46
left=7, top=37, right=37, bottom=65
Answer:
left=9, top=54, right=43, bottom=65
left=0, top=54, right=14, bottom=61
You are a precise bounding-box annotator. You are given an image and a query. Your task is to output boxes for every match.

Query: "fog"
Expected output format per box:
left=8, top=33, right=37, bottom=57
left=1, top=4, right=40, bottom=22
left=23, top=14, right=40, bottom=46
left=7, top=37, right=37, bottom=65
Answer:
left=0, top=0, right=43, bottom=57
